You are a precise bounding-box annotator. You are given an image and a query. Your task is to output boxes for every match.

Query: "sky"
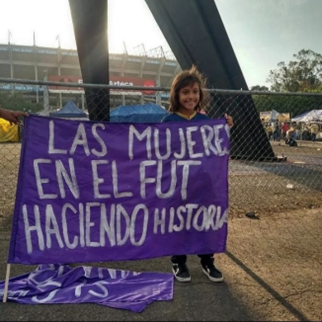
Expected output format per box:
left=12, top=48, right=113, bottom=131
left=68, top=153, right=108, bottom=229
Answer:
left=0, top=0, right=321, bottom=88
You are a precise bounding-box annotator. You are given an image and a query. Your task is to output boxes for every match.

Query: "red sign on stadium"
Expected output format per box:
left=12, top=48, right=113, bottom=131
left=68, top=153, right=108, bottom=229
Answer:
left=48, top=75, right=155, bottom=95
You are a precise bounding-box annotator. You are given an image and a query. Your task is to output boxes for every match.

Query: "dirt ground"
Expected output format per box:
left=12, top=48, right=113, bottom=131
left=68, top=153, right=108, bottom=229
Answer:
left=0, top=142, right=322, bottom=321
left=1, top=208, right=321, bottom=321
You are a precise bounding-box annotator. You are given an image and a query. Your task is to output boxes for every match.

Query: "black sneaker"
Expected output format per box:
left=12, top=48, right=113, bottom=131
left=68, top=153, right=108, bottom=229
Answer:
left=201, top=263, right=224, bottom=283
left=172, top=263, right=191, bottom=282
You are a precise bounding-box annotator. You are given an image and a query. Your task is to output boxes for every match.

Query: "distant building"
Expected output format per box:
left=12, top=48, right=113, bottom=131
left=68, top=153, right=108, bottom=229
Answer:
left=0, top=43, right=181, bottom=109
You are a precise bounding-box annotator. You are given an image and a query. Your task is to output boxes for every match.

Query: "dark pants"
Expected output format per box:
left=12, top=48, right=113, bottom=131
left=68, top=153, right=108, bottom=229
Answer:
left=171, top=254, right=214, bottom=265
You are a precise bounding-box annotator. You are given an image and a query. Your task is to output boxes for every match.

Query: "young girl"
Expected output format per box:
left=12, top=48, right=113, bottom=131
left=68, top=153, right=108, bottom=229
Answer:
left=162, top=65, right=233, bottom=283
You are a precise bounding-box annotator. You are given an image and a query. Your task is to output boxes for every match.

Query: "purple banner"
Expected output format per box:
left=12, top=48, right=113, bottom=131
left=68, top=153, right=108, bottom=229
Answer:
left=8, top=115, right=230, bottom=264
left=0, top=264, right=173, bottom=312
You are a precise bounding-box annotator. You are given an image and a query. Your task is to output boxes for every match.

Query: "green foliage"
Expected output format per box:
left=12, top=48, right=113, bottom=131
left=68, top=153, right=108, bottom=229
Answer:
left=0, top=91, right=43, bottom=113
left=267, top=49, right=322, bottom=92
left=252, top=94, right=322, bottom=118
left=250, top=85, right=269, bottom=91
left=251, top=49, right=322, bottom=117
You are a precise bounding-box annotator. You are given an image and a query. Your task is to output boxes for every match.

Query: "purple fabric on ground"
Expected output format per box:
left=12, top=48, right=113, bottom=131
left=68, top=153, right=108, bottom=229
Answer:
left=0, top=264, right=173, bottom=312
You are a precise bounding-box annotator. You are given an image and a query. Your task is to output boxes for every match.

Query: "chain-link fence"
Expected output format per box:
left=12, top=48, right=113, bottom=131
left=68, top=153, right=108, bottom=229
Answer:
left=1, top=79, right=322, bottom=227
left=1, top=79, right=322, bottom=321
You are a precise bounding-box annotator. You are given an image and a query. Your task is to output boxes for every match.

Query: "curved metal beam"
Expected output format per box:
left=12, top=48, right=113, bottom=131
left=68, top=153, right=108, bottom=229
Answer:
left=69, top=0, right=110, bottom=121
left=145, top=0, right=276, bottom=160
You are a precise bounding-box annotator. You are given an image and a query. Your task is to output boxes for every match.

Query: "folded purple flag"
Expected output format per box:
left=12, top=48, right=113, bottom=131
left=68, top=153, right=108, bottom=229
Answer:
left=0, top=264, right=173, bottom=312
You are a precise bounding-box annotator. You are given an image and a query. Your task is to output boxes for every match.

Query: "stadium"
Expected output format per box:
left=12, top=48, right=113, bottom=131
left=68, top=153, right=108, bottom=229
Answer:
left=0, top=43, right=181, bottom=110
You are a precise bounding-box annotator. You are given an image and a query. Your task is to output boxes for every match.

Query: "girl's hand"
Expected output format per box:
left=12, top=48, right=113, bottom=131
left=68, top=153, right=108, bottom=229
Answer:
left=225, top=113, right=234, bottom=128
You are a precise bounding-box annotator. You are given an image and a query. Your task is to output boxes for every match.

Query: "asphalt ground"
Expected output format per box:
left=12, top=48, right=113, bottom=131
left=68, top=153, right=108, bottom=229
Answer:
left=1, top=208, right=321, bottom=321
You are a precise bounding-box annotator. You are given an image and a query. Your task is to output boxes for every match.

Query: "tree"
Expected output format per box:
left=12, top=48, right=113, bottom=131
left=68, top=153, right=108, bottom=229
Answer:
left=252, top=93, right=322, bottom=117
left=0, top=91, right=42, bottom=113
left=267, top=49, right=322, bottom=92
left=250, top=85, right=269, bottom=91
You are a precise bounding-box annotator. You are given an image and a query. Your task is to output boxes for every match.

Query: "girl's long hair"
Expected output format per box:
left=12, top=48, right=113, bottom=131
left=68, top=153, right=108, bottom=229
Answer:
left=168, top=65, right=210, bottom=113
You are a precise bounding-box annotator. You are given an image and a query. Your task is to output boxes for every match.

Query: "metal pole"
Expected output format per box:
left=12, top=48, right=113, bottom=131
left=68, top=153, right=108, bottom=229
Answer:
left=43, top=70, right=49, bottom=114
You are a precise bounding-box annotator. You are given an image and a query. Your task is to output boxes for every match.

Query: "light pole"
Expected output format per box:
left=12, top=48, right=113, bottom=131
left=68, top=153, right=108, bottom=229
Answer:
left=43, top=69, right=49, bottom=114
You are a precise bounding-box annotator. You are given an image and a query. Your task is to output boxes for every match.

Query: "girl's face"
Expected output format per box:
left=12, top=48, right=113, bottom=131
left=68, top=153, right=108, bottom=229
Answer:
left=178, top=82, right=200, bottom=115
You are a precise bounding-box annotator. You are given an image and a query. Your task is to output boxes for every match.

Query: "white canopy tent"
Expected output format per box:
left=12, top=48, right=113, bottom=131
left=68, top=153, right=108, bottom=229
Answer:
left=260, top=110, right=288, bottom=122
left=291, top=109, right=322, bottom=123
